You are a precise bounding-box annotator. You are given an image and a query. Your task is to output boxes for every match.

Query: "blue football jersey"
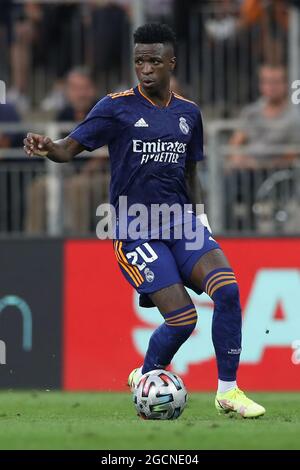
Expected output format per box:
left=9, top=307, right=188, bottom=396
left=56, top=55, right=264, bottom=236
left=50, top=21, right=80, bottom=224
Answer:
left=69, top=85, right=204, bottom=237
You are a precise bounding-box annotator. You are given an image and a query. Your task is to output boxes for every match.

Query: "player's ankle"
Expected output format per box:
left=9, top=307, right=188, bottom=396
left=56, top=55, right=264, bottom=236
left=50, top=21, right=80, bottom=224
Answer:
left=217, top=379, right=237, bottom=393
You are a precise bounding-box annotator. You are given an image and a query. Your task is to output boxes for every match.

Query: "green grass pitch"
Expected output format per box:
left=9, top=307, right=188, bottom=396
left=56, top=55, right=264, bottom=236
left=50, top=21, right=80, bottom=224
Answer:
left=0, top=392, right=299, bottom=450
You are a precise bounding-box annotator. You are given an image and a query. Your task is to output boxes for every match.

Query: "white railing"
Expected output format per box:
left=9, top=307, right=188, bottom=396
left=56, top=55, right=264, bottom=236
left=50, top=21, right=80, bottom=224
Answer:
left=0, top=122, right=108, bottom=235
left=1, top=121, right=300, bottom=236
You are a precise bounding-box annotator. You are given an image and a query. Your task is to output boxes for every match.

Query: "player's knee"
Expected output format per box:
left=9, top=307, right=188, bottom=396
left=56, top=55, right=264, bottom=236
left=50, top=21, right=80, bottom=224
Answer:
left=166, top=317, right=197, bottom=340
left=204, top=269, right=241, bottom=311
left=164, top=303, right=198, bottom=335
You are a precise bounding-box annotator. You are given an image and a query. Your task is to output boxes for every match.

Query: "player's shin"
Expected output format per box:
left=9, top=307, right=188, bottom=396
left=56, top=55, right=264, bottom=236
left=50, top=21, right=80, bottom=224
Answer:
left=142, top=304, right=197, bottom=374
left=202, top=268, right=242, bottom=386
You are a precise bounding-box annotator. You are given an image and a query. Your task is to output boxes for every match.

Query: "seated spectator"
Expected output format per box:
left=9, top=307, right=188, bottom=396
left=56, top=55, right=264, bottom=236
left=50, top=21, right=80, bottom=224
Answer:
left=226, top=63, right=300, bottom=232
left=26, top=68, right=109, bottom=234
left=228, top=64, right=300, bottom=170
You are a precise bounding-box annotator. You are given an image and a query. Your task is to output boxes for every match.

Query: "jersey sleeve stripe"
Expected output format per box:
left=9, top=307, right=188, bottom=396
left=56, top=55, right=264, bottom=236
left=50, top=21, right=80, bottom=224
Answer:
left=110, top=92, right=135, bottom=99
left=108, top=88, right=134, bottom=99
left=173, top=93, right=197, bottom=106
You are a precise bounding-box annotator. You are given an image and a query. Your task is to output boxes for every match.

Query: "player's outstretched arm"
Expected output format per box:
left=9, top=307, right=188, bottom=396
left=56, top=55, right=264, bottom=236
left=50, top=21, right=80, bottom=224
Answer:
left=24, top=133, right=85, bottom=163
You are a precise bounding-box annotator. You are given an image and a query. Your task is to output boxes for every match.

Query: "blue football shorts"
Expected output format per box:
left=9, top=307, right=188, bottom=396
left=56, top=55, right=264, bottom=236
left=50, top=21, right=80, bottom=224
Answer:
left=113, top=214, right=220, bottom=295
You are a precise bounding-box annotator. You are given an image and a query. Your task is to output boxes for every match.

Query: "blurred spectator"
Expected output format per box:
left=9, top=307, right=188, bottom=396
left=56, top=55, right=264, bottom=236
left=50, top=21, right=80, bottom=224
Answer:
left=8, top=1, right=44, bottom=112
left=26, top=68, right=109, bottom=234
left=57, top=67, right=97, bottom=123
left=239, top=0, right=288, bottom=65
left=226, top=63, right=300, bottom=232
left=202, top=0, right=290, bottom=114
left=84, top=1, right=130, bottom=95
left=8, top=1, right=83, bottom=113
left=204, top=0, right=240, bottom=41
left=205, top=0, right=288, bottom=63
left=228, top=64, right=300, bottom=169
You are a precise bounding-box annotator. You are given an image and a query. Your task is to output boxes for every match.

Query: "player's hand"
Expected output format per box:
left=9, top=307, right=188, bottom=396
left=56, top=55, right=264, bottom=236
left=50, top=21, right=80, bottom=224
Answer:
left=24, top=133, right=55, bottom=157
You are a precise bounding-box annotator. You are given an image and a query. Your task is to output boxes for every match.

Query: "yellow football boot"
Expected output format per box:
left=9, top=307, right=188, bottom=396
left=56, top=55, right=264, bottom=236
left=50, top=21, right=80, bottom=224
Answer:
left=215, top=388, right=266, bottom=418
left=127, top=367, right=143, bottom=391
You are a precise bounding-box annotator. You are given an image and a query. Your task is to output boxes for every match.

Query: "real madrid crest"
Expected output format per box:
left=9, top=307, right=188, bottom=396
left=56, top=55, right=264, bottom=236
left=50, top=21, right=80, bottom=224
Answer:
left=179, top=117, right=189, bottom=135
left=144, top=267, right=155, bottom=283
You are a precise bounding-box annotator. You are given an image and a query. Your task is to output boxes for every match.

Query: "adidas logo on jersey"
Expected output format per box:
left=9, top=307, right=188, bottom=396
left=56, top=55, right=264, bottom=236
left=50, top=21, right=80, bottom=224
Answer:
left=134, top=118, right=149, bottom=127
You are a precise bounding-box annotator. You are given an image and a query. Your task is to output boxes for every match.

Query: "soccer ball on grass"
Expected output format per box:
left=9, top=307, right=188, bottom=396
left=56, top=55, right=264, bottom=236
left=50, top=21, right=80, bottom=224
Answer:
left=133, top=369, right=188, bottom=420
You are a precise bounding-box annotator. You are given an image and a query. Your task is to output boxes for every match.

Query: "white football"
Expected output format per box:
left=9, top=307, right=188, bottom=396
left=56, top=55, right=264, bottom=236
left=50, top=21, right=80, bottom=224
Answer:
left=133, top=369, right=188, bottom=420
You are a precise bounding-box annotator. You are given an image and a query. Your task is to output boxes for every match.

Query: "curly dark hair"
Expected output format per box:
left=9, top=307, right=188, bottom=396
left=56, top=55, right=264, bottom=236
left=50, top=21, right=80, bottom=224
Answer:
left=133, top=23, right=176, bottom=51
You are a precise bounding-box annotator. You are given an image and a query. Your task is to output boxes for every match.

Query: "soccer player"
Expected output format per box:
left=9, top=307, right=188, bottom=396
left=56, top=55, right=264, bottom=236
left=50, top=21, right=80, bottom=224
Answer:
left=24, top=23, right=265, bottom=418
